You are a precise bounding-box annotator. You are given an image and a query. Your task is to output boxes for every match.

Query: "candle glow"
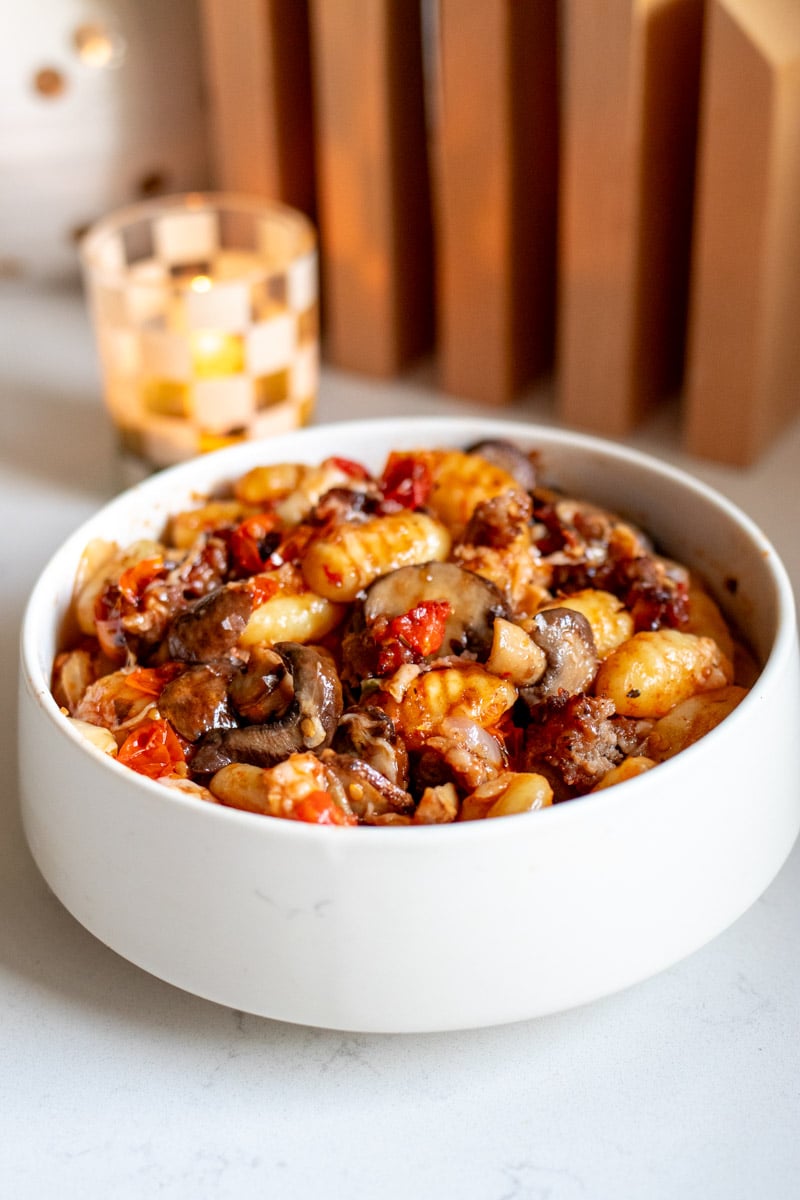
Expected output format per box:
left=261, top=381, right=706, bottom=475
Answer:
left=190, top=329, right=245, bottom=377
left=81, top=194, right=318, bottom=472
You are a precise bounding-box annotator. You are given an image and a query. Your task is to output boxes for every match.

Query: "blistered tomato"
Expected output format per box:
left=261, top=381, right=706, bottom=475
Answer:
left=291, top=791, right=357, bottom=826
left=117, top=718, right=186, bottom=780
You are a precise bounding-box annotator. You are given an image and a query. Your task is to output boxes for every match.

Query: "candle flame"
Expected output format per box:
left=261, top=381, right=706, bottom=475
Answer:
left=190, top=274, right=212, bottom=293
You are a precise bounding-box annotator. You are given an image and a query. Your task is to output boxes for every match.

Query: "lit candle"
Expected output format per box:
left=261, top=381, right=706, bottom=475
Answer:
left=81, top=194, right=319, bottom=476
left=190, top=329, right=246, bottom=378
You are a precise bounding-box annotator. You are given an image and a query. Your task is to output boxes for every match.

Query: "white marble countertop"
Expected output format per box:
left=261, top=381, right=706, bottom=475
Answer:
left=2, top=278, right=799, bottom=1200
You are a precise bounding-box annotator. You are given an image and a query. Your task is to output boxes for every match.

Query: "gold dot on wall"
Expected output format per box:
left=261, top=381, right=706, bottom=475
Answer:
left=138, top=171, right=169, bottom=197
left=0, top=258, right=24, bottom=279
left=73, top=23, right=126, bottom=68
left=33, top=67, right=67, bottom=98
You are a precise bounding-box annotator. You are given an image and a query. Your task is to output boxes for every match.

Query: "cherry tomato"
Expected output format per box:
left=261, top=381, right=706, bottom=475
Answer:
left=230, top=513, right=281, bottom=575
left=386, top=600, right=451, bottom=657
left=379, top=453, right=432, bottom=509
left=125, top=663, right=184, bottom=697
left=291, top=791, right=358, bottom=826
left=118, top=556, right=166, bottom=605
left=376, top=599, right=451, bottom=675
left=117, top=718, right=186, bottom=780
left=248, top=574, right=280, bottom=608
left=325, top=456, right=370, bottom=481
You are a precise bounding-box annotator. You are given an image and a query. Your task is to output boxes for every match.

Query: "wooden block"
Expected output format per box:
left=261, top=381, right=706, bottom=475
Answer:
left=559, top=0, right=704, bottom=435
left=685, top=0, right=800, bottom=465
left=199, top=0, right=315, bottom=214
left=434, top=0, right=559, bottom=405
left=310, top=0, right=434, bottom=376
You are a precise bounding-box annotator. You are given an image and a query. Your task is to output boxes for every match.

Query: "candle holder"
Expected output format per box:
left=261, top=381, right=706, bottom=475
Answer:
left=80, top=192, right=318, bottom=475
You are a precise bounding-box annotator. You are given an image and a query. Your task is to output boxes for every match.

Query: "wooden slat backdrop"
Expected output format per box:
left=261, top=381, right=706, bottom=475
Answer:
left=309, top=0, right=434, bottom=375
left=559, top=0, right=703, bottom=437
left=198, top=0, right=800, bottom=465
left=685, top=0, right=800, bottom=465
left=199, top=0, right=315, bottom=214
left=435, top=0, right=558, bottom=405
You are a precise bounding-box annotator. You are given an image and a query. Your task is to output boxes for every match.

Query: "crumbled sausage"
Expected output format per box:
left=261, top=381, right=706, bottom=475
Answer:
left=522, top=694, right=648, bottom=801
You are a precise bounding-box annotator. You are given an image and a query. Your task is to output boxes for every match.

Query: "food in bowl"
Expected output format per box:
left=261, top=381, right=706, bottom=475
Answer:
left=51, top=439, right=754, bottom=826
left=20, top=418, right=800, bottom=1029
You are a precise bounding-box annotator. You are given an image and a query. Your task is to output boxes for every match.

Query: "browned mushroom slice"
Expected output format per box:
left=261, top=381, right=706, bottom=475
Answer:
left=319, top=750, right=415, bottom=822
left=191, top=642, right=343, bottom=774
left=333, top=706, right=410, bottom=788
left=521, top=607, right=598, bottom=702
left=159, top=665, right=238, bottom=742
left=228, top=646, right=290, bottom=724
left=466, top=439, right=537, bottom=492
left=167, top=584, right=252, bottom=664
left=363, top=561, right=507, bottom=660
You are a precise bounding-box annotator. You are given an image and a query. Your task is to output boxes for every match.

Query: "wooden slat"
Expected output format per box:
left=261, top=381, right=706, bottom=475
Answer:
left=434, top=0, right=559, bottom=405
left=684, top=0, right=800, bottom=464
left=199, top=0, right=315, bottom=213
left=559, top=0, right=704, bottom=436
left=309, top=0, right=434, bottom=376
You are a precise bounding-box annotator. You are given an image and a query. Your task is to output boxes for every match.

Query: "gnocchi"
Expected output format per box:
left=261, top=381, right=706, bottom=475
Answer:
left=302, top=509, right=452, bottom=602
left=594, top=629, right=733, bottom=718
left=51, top=441, right=754, bottom=826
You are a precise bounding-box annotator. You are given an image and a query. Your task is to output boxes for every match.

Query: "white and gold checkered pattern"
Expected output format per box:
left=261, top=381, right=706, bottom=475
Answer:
left=83, top=199, right=319, bottom=468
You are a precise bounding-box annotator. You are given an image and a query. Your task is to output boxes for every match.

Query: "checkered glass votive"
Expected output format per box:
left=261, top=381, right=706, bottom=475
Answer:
left=80, top=194, right=319, bottom=469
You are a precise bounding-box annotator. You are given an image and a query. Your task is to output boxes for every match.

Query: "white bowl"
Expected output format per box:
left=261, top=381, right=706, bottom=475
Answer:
left=18, top=418, right=800, bottom=1032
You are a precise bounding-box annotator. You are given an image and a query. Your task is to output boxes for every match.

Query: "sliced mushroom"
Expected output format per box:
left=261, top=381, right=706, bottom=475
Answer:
left=228, top=645, right=291, bottom=723
left=191, top=642, right=343, bottom=773
left=319, top=750, right=414, bottom=822
left=333, top=706, right=410, bottom=788
left=158, top=665, right=238, bottom=742
left=521, top=607, right=598, bottom=703
left=167, top=585, right=252, bottom=663
left=363, top=561, right=506, bottom=660
left=467, top=439, right=537, bottom=492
